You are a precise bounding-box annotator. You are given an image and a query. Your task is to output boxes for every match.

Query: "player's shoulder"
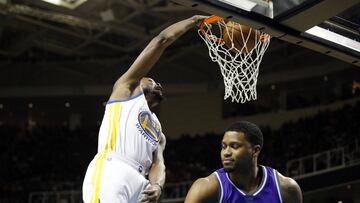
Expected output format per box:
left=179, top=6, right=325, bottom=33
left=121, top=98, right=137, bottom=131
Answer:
left=276, top=171, right=303, bottom=203
left=193, top=173, right=218, bottom=189
left=109, top=81, right=142, bottom=101
left=184, top=174, right=219, bottom=203
left=277, top=172, right=300, bottom=191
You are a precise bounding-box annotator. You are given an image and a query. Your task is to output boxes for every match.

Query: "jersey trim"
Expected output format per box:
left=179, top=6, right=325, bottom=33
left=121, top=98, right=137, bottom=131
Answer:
left=214, top=172, right=224, bottom=203
left=273, top=169, right=283, bottom=203
left=107, top=92, right=143, bottom=104
left=253, top=166, right=267, bottom=195
left=225, top=165, right=267, bottom=196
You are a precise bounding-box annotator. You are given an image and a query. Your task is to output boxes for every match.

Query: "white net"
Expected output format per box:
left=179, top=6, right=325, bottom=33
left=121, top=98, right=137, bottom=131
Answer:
left=198, top=16, right=271, bottom=103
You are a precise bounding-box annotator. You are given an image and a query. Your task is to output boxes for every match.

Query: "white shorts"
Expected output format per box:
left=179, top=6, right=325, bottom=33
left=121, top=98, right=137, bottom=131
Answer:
left=82, top=152, right=149, bottom=203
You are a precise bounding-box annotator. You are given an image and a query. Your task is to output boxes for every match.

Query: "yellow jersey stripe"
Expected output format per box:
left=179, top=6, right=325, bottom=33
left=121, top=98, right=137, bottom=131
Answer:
left=90, top=153, right=101, bottom=203
left=105, top=104, right=115, bottom=150
left=90, top=103, right=118, bottom=202
left=90, top=151, right=106, bottom=203
left=111, top=103, right=121, bottom=150
left=93, top=150, right=108, bottom=202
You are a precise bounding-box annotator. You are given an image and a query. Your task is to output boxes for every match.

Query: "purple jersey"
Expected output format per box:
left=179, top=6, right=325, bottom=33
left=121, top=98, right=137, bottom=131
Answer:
left=214, top=165, right=283, bottom=203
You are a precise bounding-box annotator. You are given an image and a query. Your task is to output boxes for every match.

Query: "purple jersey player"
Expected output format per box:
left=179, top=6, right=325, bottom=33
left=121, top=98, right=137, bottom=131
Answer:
left=185, top=121, right=303, bottom=203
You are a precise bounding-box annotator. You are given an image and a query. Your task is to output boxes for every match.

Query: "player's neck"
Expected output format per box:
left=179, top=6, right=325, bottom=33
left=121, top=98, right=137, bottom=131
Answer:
left=229, top=165, right=262, bottom=194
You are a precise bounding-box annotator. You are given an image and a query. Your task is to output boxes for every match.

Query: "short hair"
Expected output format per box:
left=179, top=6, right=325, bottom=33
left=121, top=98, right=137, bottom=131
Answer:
left=225, top=121, right=263, bottom=148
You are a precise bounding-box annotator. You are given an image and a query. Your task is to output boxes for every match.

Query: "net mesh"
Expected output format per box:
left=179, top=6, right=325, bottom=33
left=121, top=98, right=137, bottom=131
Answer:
left=198, top=16, right=270, bottom=103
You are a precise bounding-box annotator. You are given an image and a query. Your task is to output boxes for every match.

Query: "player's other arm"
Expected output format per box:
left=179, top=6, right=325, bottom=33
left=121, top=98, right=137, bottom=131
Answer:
left=278, top=172, right=303, bottom=203
left=110, top=15, right=207, bottom=100
left=184, top=174, right=219, bottom=203
left=141, top=133, right=166, bottom=203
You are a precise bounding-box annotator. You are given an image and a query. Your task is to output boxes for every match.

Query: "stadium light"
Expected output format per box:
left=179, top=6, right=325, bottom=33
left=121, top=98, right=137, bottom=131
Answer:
left=218, top=0, right=257, bottom=12
left=41, top=0, right=88, bottom=9
left=305, top=26, right=360, bottom=53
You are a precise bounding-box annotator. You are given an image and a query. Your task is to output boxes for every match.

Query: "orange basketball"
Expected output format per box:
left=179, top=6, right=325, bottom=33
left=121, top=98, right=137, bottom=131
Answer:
left=223, top=21, right=260, bottom=53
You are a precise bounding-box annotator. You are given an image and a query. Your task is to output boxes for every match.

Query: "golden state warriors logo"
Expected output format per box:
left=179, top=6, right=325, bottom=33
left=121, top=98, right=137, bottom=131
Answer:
left=137, top=111, right=161, bottom=145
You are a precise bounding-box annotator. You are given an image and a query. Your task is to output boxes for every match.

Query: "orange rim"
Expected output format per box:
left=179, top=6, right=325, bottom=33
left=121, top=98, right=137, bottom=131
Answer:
left=199, top=15, right=225, bottom=43
left=199, top=16, right=271, bottom=43
left=259, top=34, right=271, bottom=42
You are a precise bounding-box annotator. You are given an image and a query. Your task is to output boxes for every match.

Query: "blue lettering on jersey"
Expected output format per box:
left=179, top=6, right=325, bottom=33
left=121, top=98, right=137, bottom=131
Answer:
left=137, top=111, right=161, bottom=146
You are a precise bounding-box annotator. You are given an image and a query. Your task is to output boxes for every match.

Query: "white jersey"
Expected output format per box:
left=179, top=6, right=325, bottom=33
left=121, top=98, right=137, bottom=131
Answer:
left=82, top=92, right=160, bottom=203
left=97, top=92, right=162, bottom=173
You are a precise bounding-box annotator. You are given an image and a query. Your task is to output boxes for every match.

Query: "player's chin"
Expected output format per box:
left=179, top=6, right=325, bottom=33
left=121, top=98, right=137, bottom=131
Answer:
left=223, top=165, right=235, bottom=173
left=152, top=90, right=165, bottom=103
left=146, top=92, right=165, bottom=108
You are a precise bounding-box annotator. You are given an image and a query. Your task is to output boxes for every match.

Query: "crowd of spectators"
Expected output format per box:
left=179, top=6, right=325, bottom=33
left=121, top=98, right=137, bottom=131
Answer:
left=223, top=80, right=358, bottom=117
left=0, top=101, right=359, bottom=202
left=166, top=102, right=360, bottom=182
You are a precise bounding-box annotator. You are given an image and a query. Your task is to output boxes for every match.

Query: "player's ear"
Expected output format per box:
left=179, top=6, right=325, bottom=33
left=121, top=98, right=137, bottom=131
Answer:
left=252, top=145, right=261, bottom=158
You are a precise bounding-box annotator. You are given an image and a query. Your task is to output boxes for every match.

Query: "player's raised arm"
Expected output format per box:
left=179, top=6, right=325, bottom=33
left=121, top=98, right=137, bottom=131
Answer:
left=184, top=174, right=219, bottom=203
left=110, top=15, right=207, bottom=100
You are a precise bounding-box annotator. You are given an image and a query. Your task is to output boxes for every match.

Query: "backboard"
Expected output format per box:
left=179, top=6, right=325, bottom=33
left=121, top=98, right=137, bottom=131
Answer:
left=171, top=0, right=360, bottom=66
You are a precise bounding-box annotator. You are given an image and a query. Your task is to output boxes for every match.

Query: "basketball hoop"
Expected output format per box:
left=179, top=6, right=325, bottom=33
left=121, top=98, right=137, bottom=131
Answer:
left=198, top=16, right=271, bottom=103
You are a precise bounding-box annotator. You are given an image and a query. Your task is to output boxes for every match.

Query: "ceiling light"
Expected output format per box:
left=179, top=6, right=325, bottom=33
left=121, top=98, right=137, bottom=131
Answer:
left=305, top=26, right=360, bottom=53
left=218, top=0, right=257, bottom=12
left=41, top=0, right=88, bottom=9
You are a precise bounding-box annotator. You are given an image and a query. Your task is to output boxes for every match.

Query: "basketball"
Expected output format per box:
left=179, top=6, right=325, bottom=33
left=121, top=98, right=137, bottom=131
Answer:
left=223, top=21, right=260, bottom=53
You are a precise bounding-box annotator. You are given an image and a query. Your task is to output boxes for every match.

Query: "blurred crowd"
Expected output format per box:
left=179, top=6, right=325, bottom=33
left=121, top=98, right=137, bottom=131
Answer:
left=224, top=80, right=359, bottom=117
left=0, top=101, right=359, bottom=202
left=166, top=102, right=360, bottom=182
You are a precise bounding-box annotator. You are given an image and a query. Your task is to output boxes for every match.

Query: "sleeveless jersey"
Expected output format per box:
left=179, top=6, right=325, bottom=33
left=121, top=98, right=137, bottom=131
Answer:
left=214, top=166, right=283, bottom=203
left=97, top=92, right=162, bottom=172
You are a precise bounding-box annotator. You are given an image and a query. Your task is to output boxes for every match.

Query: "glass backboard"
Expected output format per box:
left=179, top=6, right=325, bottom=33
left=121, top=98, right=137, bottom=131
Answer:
left=172, top=0, right=360, bottom=66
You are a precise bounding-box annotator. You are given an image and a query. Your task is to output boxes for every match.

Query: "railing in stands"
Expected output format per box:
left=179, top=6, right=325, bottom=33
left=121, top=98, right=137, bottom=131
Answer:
left=28, top=139, right=360, bottom=202
left=162, top=181, right=191, bottom=202
left=28, top=181, right=193, bottom=203
left=28, top=191, right=82, bottom=203
left=286, top=138, right=360, bottom=179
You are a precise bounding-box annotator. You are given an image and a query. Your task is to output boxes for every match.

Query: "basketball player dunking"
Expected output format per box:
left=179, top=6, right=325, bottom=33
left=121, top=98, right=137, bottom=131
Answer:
left=185, top=121, right=303, bottom=203
left=82, top=15, right=207, bottom=203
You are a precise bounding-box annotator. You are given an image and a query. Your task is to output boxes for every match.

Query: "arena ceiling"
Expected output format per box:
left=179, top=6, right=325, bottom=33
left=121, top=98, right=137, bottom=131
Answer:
left=0, top=0, right=359, bottom=97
